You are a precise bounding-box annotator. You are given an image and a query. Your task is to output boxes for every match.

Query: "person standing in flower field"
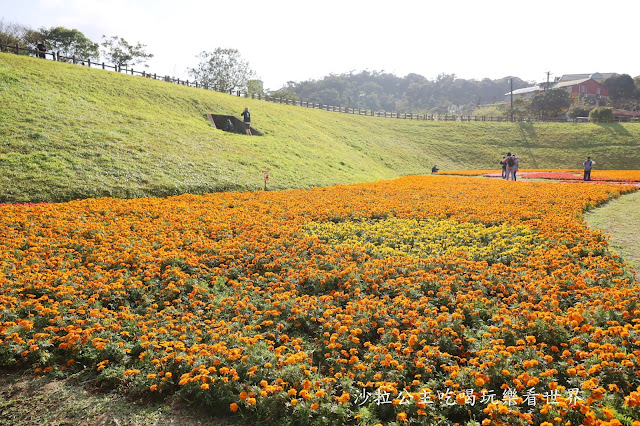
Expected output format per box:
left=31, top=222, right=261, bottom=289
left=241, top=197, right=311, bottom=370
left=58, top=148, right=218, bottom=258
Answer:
left=500, top=156, right=507, bottom=179
left=512, top=153, right=519, bottom=181
left=504, top=152, right=516, bottom=181
left=241, top=107, right=252, bottom=135
left=583, top=156, right=595, bottom=181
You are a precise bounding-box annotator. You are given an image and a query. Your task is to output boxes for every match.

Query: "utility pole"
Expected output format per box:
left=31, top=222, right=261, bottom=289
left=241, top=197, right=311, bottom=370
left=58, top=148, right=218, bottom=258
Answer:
left=510, top=78, right=514, bottom=122
left=546, top=71, right=551, bottom=90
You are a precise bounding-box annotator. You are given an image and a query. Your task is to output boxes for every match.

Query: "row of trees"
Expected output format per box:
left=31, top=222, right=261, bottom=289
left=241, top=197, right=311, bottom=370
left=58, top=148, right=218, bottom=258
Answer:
left=0, top=19, right=153, bottom=71
left=267, top=71, right=532, bottom=115
left=275, top=72, right=640, bottom=117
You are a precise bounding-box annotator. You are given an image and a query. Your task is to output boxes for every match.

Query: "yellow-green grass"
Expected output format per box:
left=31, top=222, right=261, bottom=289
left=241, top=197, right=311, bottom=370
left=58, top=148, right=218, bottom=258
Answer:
left=585, top=189, right=640, bottom=277
left=2, top=53, right=640, bottom=202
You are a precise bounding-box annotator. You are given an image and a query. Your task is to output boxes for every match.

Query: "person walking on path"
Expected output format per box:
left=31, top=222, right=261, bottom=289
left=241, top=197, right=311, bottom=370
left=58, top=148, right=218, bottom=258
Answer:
left=583, top=156, right=595, bottom=181
left=504, top=152, right=516, bottom=181
left=500, top=156, right=507, bottom=179
left=512, top=153, right=519, bottom=181
left=241, top=107, right=252, bottom=135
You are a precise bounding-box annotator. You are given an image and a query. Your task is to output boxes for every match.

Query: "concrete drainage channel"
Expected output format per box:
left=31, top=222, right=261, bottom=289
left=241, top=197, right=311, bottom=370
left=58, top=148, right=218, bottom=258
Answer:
left=206, top=114, right=261, bottom=136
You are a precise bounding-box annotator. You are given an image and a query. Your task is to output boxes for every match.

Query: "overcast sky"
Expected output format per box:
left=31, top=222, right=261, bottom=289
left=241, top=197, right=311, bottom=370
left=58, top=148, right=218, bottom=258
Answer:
left=2, top=0, right=638, bottom=91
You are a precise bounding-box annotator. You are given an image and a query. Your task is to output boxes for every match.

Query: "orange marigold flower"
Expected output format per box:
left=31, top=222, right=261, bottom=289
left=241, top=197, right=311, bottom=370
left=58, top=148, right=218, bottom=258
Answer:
left=337, top=392, right=350, bottom=403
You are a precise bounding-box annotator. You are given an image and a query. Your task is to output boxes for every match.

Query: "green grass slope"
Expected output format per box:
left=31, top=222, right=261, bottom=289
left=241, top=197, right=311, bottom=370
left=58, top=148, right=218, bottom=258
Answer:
left=1, top=53, right=640, bottom=202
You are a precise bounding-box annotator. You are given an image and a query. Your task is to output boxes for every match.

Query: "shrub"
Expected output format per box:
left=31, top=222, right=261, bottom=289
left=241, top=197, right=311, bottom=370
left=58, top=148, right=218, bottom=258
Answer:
left=588, top=107, right=614, bottom=123
left=568, top=106, right=593, bottom=119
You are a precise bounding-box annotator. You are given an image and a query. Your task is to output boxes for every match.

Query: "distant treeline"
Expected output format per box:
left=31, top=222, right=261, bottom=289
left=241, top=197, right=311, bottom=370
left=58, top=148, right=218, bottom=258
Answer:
left=272, top=71, right=532, bottom=115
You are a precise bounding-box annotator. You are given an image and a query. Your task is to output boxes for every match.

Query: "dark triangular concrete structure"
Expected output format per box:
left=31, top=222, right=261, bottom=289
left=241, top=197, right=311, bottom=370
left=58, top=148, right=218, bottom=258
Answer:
left=206, top=114, right=261, bottom=135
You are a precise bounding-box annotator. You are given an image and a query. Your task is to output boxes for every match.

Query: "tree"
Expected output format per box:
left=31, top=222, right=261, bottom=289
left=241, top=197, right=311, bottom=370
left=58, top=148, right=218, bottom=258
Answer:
left=40, top=27, right=99, bottom=60
left=604, top=74, right=639, bottom=110
left=531, top=89, right=572, bottom=118
left=188, top=48, right=256, bottom=93
left=100, top=35, right=153, bottom=71
left=604, top=74, right=635, bottom=100
left=0, top=19, right=42, bottom=54
left=247, top=79, right=264, bottom=96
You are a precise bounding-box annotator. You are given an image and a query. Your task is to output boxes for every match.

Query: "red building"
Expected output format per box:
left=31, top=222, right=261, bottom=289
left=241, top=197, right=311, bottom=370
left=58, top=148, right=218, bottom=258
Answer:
left=553, top=78, right=609, bottom=106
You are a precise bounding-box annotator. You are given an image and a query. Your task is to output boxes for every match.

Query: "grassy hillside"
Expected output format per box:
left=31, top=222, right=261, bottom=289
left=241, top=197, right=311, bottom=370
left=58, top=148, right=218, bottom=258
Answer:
left=1, top=53, right=640, bottom=202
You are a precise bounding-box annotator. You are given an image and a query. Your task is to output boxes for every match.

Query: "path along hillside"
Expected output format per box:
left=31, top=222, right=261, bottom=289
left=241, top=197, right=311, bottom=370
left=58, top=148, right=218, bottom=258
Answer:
left=1, top=53, right=640, bottom=202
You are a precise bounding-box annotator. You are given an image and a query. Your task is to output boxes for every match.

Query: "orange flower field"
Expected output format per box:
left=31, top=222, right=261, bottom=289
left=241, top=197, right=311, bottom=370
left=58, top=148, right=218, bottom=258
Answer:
left=1, top=175, right=640, bottom=425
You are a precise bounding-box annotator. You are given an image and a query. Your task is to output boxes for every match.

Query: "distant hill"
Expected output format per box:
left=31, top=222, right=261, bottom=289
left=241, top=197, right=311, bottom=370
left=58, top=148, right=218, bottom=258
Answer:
left=1, top=53, right=639, bottom=203
left=278, top=71, right=531, bottom=114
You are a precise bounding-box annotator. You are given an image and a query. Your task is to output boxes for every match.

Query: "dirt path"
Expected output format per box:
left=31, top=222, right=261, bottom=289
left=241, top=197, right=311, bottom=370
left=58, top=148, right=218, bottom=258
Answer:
left=0, top=370, right=213, bottom=426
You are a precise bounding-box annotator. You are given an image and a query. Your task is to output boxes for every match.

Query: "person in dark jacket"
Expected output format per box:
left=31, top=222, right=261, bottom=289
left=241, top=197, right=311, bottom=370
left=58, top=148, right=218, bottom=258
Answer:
left=583, top=156, right=595, bottom=181
left=240, top=107, right=252, bottom=135
left=36, top=41, right=46, bottom=58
